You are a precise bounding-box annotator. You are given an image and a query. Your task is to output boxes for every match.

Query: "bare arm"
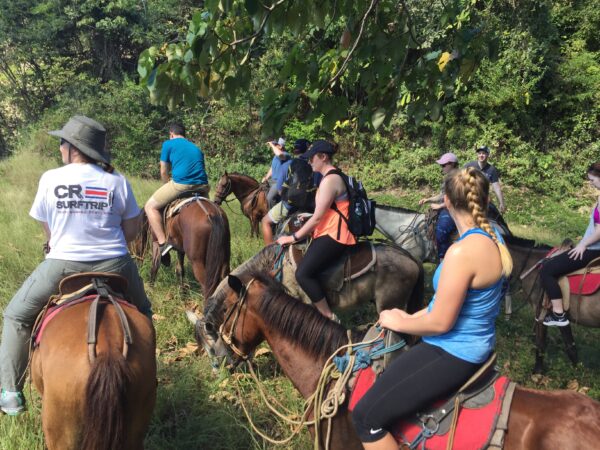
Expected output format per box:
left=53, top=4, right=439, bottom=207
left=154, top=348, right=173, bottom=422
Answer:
left=160, top=161, right=170, bottom=184
left=378, top=244, right=473, bottom=335
left=491, top=182, right=505, bottom=212
left=122, top=213, right=142, bottom=243
left=419, top=193, right=443, bottom=206
left=276, top=174, right=339, bottom=245
left=39, top=221, right=51, bottom=240
left=262, top=167, right=272, bottom=183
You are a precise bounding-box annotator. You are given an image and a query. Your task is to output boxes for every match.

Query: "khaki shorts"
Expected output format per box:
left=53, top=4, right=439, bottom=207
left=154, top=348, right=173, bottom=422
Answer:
left=268, top=201, right=291, bottom=224
left=150, top=180, right=210, bottom=208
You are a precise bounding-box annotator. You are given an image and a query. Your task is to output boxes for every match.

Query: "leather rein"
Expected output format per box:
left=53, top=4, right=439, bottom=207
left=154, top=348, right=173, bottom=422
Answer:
left=218, top=278, right=257, bottom=362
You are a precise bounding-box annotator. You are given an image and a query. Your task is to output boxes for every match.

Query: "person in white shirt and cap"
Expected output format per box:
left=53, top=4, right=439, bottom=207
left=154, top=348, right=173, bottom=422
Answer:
left=261, top=137, right=290, bottom=208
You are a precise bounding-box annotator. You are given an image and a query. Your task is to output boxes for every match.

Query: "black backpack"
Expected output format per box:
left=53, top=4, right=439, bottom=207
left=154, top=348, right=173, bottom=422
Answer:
left=326, top=169, right=376, bottom=238
left=281, top=158, right=316, bottom=211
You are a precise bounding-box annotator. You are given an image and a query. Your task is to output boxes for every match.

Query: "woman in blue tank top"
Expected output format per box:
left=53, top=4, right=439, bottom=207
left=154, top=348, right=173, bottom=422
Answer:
left=352, top=167, right=513, bottom=449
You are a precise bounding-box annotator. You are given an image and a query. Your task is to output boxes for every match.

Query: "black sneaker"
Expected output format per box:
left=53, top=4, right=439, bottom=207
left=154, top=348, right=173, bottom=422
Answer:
left=159, top=243, right=172, bottom=267
left=543, top=311, right=570, bottom=327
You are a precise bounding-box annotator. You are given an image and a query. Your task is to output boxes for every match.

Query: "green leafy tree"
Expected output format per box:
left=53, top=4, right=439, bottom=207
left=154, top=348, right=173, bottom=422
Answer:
left=139, top=0, right=494, bottom=134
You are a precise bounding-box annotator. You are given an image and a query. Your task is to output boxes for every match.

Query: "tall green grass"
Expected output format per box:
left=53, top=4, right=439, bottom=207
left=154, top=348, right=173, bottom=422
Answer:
left=1, top=149, right=599, bottom=449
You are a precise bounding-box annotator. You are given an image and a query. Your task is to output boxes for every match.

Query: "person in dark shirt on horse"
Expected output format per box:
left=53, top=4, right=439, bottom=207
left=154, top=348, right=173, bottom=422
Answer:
left=464, top=145, right=506, bottom=215
left=419, top=152, right=459, bottom=260
left=352, top=167, right=512, bottom=449
left=261, top=137, right=290, bottom=208
left=261, top=138, right=315, bottom=245
left=144, top=123, right=209, bottom=258
left=0, top=116, right=152, bottom=415
left=539, top=162, right=600, bottom=327
left=276, top=140, right=355, bottom=320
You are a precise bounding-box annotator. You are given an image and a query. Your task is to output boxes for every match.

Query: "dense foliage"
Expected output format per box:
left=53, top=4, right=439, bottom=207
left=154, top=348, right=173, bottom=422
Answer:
left=0, top=0, right=599, bottom=202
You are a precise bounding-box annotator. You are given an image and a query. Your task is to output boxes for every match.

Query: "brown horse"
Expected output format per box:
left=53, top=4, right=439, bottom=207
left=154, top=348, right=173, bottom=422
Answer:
left=31, top=281, right=156, bottom=449
left=213, top=172, right=269, bottom=237
left=135, top=198, right=231, bottom=298
left=192, top=273, right=600, bottom=450
left=503, top=234, right=598, bottom=373
left=195, top=242, right=423, bottom=359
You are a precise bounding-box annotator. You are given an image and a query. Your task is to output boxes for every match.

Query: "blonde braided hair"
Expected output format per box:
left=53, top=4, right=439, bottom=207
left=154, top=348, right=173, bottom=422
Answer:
left=445, top=167, right=513, bottom=276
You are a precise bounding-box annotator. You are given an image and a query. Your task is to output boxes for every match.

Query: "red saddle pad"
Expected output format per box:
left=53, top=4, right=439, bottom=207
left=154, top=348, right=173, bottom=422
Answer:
left=348, top=367, right=510, bottom=450
left=568, top=273, right=600, bottom=296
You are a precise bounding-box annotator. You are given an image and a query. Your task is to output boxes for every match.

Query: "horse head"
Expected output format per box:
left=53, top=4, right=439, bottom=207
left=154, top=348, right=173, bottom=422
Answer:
left=213, top=173, right=231, bottom=205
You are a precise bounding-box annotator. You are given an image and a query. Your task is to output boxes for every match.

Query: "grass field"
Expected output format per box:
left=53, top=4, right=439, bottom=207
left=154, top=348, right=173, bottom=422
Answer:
left=1, top=150, right=599, bottom=449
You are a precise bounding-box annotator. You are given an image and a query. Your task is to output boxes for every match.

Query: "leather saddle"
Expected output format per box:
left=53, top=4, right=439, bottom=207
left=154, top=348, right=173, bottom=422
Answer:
left=289, top=240, right=377, bottom=291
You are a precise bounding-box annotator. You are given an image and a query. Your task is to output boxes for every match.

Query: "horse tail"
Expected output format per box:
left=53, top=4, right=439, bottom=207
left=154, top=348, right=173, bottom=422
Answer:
left=128, top=208, right=150, bottom=261
left=407, top=260, right=425, bottom=315
left=80, top=351, right=131, bottom=450
left=204, top=209, right=231, bottom=297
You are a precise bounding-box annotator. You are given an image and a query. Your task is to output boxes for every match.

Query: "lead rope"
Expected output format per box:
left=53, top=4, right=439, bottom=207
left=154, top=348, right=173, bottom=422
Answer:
left=234, top=329, right=393, bottom=449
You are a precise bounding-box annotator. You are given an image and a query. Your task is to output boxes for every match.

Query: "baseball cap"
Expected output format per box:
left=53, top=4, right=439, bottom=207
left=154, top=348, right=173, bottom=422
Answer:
left=293, top=139, right=311, bottom=155
left=305, top=140, right=336, bottom=159
left=271, top=137, right=286, bottom=146
left=435, top=152, right=458, bottom=165
left=476, top=145, right=490, bottom=154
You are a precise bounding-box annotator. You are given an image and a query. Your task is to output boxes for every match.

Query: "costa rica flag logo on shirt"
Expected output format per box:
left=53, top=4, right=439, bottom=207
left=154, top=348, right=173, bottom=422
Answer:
left=84, top=186, right=108, bottom=199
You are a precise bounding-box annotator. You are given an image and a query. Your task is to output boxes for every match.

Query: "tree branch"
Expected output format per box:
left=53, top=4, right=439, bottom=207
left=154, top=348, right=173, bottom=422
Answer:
left=320, top=0, right=380, bottom=94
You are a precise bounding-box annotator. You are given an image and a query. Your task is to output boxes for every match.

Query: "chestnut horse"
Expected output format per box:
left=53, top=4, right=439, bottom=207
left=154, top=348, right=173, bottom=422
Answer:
left=31, top=289, right=156, bottom=449
left=503, top=234, right=600, bottom=373
left=213, top=172, right=269, bottom=237
left=135, top=198, right=231, bottom=298
left=192, top=273, right=600, bottom=450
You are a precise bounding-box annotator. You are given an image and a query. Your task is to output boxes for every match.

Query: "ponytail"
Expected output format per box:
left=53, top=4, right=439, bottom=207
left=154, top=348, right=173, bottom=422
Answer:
left=446, top=167, right=513, bottom=277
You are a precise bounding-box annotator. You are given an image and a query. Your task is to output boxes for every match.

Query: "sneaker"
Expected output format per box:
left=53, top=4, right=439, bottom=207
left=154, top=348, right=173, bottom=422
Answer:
left=543, top=311, right=570, bottom=327
left=159, top=243, right=172, bottom=267
left=0, top=390, right=26, bottom=416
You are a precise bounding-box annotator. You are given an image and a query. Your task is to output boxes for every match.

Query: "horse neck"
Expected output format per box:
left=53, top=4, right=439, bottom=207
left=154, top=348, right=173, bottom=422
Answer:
left=261, top=326, right=330, bottom=399
left=229, top=175, right=259, bottom=200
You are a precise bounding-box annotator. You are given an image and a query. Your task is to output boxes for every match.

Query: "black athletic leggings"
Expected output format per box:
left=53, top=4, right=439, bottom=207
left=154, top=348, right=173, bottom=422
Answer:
left=539, top=249, right=600, bottom=299
left=295, top=235, right=352, bottom=302
left=351, top=342, right=481, bottom=443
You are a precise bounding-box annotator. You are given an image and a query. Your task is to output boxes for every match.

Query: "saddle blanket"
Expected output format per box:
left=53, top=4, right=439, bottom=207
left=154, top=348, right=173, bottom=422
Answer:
left=566, top=273, right=600, bottom=296
left=348, top=367, right=510, bottom=450
left=34, top=294, right=135, bottom=346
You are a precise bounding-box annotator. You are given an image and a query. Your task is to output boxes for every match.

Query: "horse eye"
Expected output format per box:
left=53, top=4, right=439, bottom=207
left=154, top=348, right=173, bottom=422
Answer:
left=204, top=322, right=215, bottom=333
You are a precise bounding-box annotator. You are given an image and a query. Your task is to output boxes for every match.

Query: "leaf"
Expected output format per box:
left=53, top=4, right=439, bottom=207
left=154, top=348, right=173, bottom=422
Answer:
left=437, top=51, right=451, bottom=72
left=254, top=347, right=271, bottom=358
left=371, top=108, right=386, bottom=130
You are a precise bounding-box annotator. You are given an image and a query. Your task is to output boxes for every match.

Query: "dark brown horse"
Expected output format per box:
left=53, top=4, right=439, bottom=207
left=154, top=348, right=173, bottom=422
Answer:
left=192, top=273, right=600, bottom=450
left=194, top=242, right=423, bottom=359
left=31, top=281, right=156, bottom=449
left=213, top=172, right=269, bottom=237
left=135, top=198, right=231, bottom=298
left=503, top=234, right=598, bottom=373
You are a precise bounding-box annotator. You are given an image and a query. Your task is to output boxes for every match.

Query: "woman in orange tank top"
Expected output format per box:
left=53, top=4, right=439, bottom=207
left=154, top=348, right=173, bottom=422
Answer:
left=277, top=140, right=356, bottom=320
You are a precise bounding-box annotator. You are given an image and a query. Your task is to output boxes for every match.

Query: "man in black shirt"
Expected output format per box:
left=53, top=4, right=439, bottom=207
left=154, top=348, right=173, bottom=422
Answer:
left=464, top=145, right=506, bottom=213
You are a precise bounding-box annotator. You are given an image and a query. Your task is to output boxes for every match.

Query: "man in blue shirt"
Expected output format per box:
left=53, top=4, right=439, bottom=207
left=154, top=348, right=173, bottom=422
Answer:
left=261, top=137, right=290, bottom=208
left=145, top=123, right=209, bottom=257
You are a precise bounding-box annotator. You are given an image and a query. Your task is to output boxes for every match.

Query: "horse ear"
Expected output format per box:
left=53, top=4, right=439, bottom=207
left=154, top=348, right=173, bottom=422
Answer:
left=228, top=275, right=244, bottom=295
left=224, top=170, right=228, bottom=176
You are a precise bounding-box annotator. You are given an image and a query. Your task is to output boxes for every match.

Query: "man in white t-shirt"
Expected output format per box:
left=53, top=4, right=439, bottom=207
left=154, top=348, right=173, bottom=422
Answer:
left=0, top=116, right=152, bottom=416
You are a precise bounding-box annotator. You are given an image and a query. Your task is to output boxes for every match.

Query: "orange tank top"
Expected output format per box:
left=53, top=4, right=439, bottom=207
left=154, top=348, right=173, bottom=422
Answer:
left=313, top=197, right=356, bottom=245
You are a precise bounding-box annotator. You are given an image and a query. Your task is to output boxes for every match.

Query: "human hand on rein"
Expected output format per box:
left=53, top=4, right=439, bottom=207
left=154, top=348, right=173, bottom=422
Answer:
left=276, top=235, right=295, bottom=246
left=377, top=308, right=409, bottom=331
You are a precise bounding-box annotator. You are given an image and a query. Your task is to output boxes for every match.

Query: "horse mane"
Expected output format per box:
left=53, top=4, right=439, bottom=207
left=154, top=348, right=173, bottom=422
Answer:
left=503, top=233, right=552, bottom=250
left=204, top=244, right=281, bottom=326
left=376, top=203, right=419, bottom=214
left=248, top=271, right=348, bottom=360
left=226, top=172, right=259, bottom=184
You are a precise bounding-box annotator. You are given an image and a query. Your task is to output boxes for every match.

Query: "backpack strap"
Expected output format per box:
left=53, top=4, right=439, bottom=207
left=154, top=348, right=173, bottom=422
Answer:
left=323, top=168, right=351, bottom=239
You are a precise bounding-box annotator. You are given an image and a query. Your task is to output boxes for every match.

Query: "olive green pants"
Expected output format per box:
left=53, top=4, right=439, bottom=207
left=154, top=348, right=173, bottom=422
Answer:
left=0, top=255, right=152, bottom=391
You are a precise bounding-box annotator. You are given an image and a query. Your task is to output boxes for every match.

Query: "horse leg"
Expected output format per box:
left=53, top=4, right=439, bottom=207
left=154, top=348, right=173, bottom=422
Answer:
left=150, top=241, right=160, bottom=283
left=190, top=259, right=208, bottom=297
left=559, top=324, right=578, bottom=365
left=504, top=292, right=512, bottom=320
left=533, top=321, right=547, bottom=374
left=176, top=251, right=185, bottom=288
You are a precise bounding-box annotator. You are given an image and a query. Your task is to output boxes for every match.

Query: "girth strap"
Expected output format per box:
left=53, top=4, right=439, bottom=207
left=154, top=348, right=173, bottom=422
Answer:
left=87, top=278, right=133, bottom=364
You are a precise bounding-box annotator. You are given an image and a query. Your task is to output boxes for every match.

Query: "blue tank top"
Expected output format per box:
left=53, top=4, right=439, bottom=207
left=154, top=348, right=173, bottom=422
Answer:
left=422, top=228, right=505, bottom=363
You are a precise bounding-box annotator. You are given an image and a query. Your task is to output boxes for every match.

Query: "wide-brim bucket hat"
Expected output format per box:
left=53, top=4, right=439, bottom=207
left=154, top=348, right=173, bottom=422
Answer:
left=48, top=115, right=110, bottom=164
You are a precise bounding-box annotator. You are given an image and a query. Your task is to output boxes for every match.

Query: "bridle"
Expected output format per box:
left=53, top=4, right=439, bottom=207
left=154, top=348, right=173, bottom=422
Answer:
left=214, top=176, right=233, bottom=205
left=217, top=278, right=257, bottom=362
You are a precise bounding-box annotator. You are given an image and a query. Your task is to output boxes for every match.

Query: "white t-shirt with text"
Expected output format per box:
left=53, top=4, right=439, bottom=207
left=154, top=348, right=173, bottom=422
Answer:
left=29, top=163, right=140, bottom=261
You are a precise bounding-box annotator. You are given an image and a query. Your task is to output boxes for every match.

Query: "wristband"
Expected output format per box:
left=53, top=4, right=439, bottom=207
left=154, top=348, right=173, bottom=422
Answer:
left=292, top=232, right=298, bottom=241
